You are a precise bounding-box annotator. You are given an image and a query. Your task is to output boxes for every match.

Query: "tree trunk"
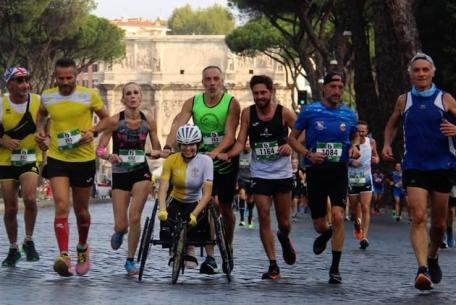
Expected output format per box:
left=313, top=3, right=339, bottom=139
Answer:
left=370, top=0, right=419, bottom=158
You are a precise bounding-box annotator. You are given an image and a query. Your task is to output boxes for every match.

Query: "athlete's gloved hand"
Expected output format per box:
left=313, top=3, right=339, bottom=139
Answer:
left=189, top=213, right=197, bottom=227
left=158, top=209, right=168, bottom=221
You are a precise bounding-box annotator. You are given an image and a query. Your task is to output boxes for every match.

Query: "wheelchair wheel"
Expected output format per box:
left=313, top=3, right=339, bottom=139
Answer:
left=209, top=205, right=232, bottom=282
left=171, top=223, right=186, bottom=284
left=137, top=217, right=149, bottom=262
left=138, top=200, right=158, bottom=281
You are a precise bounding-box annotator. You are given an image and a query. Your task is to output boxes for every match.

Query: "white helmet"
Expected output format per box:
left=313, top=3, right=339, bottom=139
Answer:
left=176, top=124, right=202, bottom=145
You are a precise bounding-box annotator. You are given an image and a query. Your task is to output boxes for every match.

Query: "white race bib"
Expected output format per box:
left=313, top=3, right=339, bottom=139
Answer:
left=119, top=149, right=145, bottom=167
left=316, top=142, right=342, bottom=162
left=11, top=149, right=36, bottom=166
left=57, top=129, right=81, bottom=151
left=254, top=141, right=279, bottom=161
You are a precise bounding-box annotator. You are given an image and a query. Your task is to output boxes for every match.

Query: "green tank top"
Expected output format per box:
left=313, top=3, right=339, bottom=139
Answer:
left=192, top=92, right=236, bottom=174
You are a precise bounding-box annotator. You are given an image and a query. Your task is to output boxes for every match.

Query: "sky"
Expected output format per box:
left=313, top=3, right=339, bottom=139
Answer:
left=93, top=0, right=230, bottom=21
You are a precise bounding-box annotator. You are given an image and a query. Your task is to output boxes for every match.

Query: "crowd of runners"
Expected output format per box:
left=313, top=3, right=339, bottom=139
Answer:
left=0, top=52, right=455, bottom=291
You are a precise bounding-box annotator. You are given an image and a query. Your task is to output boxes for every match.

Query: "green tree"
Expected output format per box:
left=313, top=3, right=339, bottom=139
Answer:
left=0, top=0, right=125, bottom=93
left=226, top=18, right=305, bottom=109
left=168, top=4, right=235, bottom=35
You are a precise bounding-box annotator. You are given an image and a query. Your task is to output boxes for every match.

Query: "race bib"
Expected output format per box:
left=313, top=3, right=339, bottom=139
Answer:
left=202, top=132, right=224, bottom=149
left=316, top=142, right=342, bottom=162
left=119, top=149, right=145, bottom=167
left=11, top=149, right=36, bottom=166
left=57, top=129, right=81, bottom=151
left=254, top=141, right=279, bottom=161
left=349, top=172, right=366, bottom=186
left=239, top=159, right=250, bottom=168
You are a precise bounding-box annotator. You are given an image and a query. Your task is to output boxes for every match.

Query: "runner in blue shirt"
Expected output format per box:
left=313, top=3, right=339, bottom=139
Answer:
left=289, top=72, right=360, bottom=284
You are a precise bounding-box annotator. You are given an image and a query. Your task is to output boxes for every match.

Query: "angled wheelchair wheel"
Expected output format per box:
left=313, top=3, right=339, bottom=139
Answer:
left=137, top=217, right=149, bottom=262
left=138, top=200, right=158, bottom=281
left=209, top=205, right=232, bottom=282
left=171, top=223, right=186, bottom=284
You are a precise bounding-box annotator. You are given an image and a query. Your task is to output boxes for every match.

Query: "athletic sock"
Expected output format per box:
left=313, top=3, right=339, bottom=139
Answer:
left=77, top=215, right=91, bottom=246
left=247, top=201, right=254, bottom=223
left=54, top=217, right=69, bottom=253
left=330, top=251, right=342, bottom=273
left=239, top=199, right=245, bottom=221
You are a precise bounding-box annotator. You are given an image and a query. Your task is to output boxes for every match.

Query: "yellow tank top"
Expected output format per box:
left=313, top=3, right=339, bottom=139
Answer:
left=0, top=94, right=43, bottom=165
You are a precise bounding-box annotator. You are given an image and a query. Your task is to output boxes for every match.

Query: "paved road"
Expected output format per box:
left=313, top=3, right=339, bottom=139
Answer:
left=0, top=201, right=455, bottom=305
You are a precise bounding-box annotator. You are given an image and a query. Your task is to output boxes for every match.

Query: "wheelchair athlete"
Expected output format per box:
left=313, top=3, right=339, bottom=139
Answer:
left=157, top=124, right=213, bottom=267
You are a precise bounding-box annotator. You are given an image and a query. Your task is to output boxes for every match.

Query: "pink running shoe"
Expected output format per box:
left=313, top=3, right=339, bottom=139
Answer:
left=54, top=253, right=73, bottom=277
left=75, top=245, right=91, bottom=276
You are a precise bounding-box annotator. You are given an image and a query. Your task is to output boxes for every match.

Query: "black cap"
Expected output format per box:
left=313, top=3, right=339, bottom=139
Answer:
left=323, top=72, right=345, bottom=85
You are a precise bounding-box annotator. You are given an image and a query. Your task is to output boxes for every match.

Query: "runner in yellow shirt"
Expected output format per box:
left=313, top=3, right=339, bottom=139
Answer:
left=0, top=66, right=41, bottom=267
left=35, top=58, right=110, bottom=277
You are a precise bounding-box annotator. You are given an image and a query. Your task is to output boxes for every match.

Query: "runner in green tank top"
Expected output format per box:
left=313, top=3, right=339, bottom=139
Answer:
left=164, top=65, right=240, bottom=275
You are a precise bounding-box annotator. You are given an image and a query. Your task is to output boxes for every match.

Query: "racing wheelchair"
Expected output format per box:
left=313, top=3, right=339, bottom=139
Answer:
left=137, top=199, right=233, bottom=284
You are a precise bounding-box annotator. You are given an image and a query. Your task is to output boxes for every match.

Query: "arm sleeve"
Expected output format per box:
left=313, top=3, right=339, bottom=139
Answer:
left=160, top=156, right=172, bottom=182
left=203, top=156, right=214, bottom=182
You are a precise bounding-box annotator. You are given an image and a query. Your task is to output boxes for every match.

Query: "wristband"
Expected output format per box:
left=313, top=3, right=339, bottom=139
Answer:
left=96, top=146, right=108, bottom=158
left=304, top=151, right=312, bottom=159
left=91, top=128, right=99, bottom=137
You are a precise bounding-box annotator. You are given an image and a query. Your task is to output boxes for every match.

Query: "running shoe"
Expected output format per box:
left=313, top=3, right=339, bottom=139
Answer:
left=313, top=228, right=332, bottom=255
left=200, top=256, right=218, bottom=274
left=248, top=223, right=254, bottom=229
left=239, top=221, right=245, bottom=227
left=427, top=256, right=442, bottom=284
left=111, top=232, right=124, bottom=250
left=184, top=254, right=198, bottom=269
left=396, top=215, right=401, bottom=222
left=75, top=244, right=91, bottom=276
left=2, top=247, right=21, bottom=267
left=392, top=210, right=397, bottom=218
left=277, top=231, right=296, bottom=265
left=328, top=271, right=342, bottom=284
left=440, top=240, right=448, bottom=249
left=124, top=260, right=139, bottom=275
left=359, top=238, right=369, bottom=250
left=353, top=218, right=364, bottom=241
left=261, top=264, right=281, bottom=280
left=414, top=266, right=433, bottom=290
left=53, top=253, right=73, bottom=277
left=22, top=240, right=40, bottom=261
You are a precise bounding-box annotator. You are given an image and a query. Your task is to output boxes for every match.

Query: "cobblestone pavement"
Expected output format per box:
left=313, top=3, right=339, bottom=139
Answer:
left=0, top=201, right=455, bottom=305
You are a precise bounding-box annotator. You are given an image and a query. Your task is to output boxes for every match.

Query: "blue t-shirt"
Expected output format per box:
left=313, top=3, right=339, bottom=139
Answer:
left=294, top=101, right=357, bottom=166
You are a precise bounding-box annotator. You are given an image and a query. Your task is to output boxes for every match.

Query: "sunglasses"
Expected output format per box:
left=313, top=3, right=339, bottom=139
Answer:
left=11, top=76, right=30, bottom=83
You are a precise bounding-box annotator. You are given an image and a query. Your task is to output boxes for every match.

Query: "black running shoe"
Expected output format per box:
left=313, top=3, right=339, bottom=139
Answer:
left=261, top=264, right=281, bottom=280
left=313, top=228, right=332, bottom=255
left=427, top=256, right=442, bottom=284
left=2, top=248, right=21, bottom=267
left=359, top=239, right=369, bottom=250
left=415, top=266, right=433, bottom=290
left=277, top=231, right=296, bottom=265
left=200, top=256, right=218, bottom=274
left=22, top=240, right=40, bottom=261
left=328, top=271, right=342, bottom=284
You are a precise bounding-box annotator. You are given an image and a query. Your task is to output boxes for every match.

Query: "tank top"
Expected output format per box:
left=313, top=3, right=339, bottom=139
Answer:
left=348, top=136, right=372, bottom=186
left=248, top=104, right=292, bottom=179
left=402, top=90, right=456, bottom=170
left=112, top=111, right=149, bottom=173
left=192, top=92, right=237, bottom=174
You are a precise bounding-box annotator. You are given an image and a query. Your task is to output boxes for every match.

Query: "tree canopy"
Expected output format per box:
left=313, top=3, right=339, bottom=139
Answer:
left=168, top=4, right=235, bottom=35
left=0, top=0, right=125, bottom=93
